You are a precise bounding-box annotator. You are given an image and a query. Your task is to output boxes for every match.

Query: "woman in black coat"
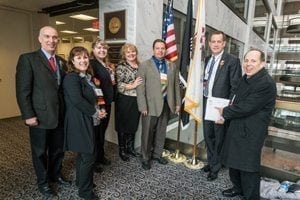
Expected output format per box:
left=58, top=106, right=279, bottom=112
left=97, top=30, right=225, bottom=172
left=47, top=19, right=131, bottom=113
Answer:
left=63, top=46, right=106, bottom=200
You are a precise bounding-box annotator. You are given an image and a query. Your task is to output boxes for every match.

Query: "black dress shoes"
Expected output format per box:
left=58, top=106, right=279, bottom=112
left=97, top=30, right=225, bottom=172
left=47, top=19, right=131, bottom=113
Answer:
left=56, top=177, right=72, bottom=187
left=141, top=160, right=151, bottom=170
left=222, top=188, right=242, bottom=197
left=202, top=164, right=211, bottom=173
left=207, top=172, right=218, bottom=181
left=152, top=157, right=168, bottom=165
left=99, top=157, right=111, bottom=165
left=38, top=185, right=56, bottom=197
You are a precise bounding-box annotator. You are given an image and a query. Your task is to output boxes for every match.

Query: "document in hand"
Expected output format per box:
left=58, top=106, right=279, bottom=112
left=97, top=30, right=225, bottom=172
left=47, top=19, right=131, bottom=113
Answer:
left=205, top=97, right=230, bottom=121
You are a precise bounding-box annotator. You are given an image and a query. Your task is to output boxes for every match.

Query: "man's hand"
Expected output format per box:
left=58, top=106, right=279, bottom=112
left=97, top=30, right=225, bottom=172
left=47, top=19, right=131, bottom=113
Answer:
left=175, top=106, right=181, bottom=115
left=215, top=107, right=224, bottom=124
left=25, top=117, right=38, bottom=126
left=141, top=110, right=148, bottom=116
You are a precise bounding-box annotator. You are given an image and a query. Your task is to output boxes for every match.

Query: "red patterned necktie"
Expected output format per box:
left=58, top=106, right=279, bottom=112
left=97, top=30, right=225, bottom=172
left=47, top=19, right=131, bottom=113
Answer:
left=49, top=57, right=57, bottom=72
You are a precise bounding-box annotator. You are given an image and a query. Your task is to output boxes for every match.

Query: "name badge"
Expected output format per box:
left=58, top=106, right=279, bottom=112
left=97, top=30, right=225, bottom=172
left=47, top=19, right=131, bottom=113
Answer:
left=160, top=73, right=167, bottom=81
left=95, top=88, right=103, bottom=96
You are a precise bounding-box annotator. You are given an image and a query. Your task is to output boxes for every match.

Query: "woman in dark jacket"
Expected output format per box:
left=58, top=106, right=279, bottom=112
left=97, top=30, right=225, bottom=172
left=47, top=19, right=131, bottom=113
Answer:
left=63, top=46, right=106, bottom=200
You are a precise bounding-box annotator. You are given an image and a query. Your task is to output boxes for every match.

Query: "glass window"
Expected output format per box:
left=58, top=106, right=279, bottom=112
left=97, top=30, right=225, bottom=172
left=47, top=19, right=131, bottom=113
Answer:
left=221, top=0, right=249, bottom=22
left=253, top=0, right=269, bottom=40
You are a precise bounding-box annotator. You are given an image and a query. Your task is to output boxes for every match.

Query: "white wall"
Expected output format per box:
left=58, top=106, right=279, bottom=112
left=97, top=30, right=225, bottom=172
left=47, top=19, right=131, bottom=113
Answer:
left=0, top=6, right=49, bottom=119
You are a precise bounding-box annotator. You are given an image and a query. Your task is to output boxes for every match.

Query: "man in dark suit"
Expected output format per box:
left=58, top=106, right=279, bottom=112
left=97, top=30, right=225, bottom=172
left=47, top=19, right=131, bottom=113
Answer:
left=216, top=49, right=276, bottom=199
left=136, top=39, right=181, bottom=170
left=202, top=31, right=242, bottom=181
left=16, top=26, right=70, bottom=197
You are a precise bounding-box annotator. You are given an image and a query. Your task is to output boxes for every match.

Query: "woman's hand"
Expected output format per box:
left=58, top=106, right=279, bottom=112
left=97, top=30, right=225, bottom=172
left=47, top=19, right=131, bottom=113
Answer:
left=98, top=109, right=107, bottom=119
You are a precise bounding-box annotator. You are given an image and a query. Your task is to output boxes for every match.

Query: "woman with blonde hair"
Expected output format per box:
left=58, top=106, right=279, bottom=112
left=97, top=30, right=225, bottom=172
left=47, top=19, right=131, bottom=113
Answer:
left=90, top=38, right=115, bottom=169
left=115, top=43, right=142, bottom=161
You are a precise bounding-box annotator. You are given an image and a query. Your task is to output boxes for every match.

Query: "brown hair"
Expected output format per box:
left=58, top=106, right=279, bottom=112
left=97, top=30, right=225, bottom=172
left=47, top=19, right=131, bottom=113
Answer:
left=152, top=39, right=166, bottom=49
left=208, top=30, right=227, bottom=42
left=119, top=43, right=140, bottom=65
left=67, top=46, right=93, bottom=75
left=244, top=48, right=265, bottom=62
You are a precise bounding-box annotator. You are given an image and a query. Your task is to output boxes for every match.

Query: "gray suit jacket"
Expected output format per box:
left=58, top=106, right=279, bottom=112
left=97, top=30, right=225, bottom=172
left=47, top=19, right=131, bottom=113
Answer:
left=136, top=58, right=181, bottom=117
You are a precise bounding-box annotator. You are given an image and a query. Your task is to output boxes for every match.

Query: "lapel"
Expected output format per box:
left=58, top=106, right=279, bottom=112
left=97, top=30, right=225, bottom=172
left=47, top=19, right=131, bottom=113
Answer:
left=213, top=52, right=227, bottom=84
left=149, top=59, right=160, bottom=78
left=37, top=49, right=59, bottom=84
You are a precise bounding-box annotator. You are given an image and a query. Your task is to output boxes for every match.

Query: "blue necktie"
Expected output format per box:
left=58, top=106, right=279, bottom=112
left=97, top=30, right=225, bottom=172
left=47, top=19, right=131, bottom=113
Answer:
left=204, top=56, right=215, bottom=96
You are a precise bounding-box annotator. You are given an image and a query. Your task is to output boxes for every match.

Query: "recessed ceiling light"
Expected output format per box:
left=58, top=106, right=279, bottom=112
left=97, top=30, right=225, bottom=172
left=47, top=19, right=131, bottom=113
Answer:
left=60, top=30, right=78, bottom=34
left=56, top=21, right=66, bottom=25
left=83, top=28, right=99, bottom=32
left=70, top=14, right=97, bottom=21
left=74, top=36, right=84, bottom=39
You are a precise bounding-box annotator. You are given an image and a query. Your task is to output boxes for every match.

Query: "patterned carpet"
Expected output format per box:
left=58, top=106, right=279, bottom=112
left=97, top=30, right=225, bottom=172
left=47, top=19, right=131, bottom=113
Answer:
left=0, top=117, right=242, bottom=200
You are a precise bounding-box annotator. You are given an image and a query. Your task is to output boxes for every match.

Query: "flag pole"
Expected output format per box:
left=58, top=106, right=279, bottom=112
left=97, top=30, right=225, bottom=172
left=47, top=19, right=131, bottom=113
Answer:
left=168, top=108, right=187, bottom=163
left=184, top=121, right=204, bottom=169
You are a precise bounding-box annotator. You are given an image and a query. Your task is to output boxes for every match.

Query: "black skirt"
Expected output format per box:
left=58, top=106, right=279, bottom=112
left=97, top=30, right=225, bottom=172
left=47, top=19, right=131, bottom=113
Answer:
left=115, top=93, right=140, bottom=133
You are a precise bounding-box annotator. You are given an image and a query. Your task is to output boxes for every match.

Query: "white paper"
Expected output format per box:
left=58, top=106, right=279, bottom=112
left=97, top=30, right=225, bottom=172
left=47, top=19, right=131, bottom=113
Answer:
left=205, top=97, right=230, bottom=121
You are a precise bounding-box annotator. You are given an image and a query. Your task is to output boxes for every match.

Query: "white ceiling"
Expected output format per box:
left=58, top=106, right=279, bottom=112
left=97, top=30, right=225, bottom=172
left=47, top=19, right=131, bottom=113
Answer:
left=0, top=0, right=73, bottom=12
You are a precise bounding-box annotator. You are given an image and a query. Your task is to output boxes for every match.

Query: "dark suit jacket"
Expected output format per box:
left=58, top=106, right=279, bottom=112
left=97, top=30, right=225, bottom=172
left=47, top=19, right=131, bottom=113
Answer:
left=90, top=59, right=114, bottom=105
left=205, top=52, right=241, bottom=99
left=16, top=49, right=66, bottom=129
left=63, top=72, right=97, bottom=154
left=221, top=68, right=276, bottom=172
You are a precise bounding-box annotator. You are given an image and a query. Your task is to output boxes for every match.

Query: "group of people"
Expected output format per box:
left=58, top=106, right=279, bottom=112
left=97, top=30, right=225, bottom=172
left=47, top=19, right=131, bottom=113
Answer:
left=15, top=25, right=276, bottom=200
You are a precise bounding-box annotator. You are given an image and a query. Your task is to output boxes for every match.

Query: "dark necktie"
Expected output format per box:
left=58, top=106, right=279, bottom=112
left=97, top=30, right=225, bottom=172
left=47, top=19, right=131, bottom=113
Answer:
left=49, top=57, right=57, bottom=72
left=204, top=56, right=215, bottom=96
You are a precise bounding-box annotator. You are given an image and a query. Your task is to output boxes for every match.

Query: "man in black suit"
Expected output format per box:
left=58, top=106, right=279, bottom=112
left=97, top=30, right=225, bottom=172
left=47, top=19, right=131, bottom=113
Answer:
left=216, top=49, right=276, bottom=199
left=202, top=31, right=242, bottom=181
left=16, top=26, right=70, bottom=197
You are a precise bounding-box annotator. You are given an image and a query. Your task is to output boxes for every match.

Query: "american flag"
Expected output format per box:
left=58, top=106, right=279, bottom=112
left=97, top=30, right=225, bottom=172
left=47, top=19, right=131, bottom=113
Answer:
left=162, top=0, right=178, bottom=62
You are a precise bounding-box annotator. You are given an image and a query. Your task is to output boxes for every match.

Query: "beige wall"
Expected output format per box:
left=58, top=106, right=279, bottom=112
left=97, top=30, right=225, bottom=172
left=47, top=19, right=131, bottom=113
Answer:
left=0, top=6, right=49, bottom=119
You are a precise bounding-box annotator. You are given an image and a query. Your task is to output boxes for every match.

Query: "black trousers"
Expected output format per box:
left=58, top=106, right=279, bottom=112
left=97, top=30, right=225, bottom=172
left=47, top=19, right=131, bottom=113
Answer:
left=95, top=104, right=111, bottom=163
left=29, top=126, right=64, bottom=187
left=203, top=97, right=226, bottom=173
left=229, top=168, right=260, bottom=200
left=76, top=152, right=95, bottom=198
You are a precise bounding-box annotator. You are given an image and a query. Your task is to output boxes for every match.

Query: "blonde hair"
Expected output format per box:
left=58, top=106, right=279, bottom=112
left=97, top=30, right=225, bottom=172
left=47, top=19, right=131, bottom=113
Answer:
left=91, top=38, right=110, bottom=64
left=120, top=43, right=140, bottom=65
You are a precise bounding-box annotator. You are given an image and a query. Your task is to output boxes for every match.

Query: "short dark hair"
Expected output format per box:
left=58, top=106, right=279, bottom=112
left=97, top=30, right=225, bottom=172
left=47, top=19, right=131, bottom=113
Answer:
left=208, top=31, right=227, bottom=42
left=152, top=39, right=166, bottom=49
left=244, top=48, right=265, bottom=62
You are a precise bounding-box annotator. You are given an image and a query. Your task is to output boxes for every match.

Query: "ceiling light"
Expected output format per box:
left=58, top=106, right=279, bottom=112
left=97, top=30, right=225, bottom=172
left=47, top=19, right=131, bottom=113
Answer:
left=56, top=21, right=66, bottom=25
left=74, top=37, right=84, bottom=39
left=60, top=30, right=78, bottom=34
left=83, top=28, right=99, bottom=32
left=70, top=14, right=97, bottom=21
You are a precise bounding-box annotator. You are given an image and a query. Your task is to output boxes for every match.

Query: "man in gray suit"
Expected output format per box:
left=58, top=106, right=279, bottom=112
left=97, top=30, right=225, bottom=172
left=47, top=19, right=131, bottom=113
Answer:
left=16, top=26, right=70, bottom=197
left=137, top=39, right=181, bottom=170
left=202, top=31, right=242, bottom=181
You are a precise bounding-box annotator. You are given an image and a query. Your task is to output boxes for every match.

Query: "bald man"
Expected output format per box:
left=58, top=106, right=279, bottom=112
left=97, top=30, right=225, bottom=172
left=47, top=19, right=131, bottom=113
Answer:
left=16, top=26, right=70, bottom=197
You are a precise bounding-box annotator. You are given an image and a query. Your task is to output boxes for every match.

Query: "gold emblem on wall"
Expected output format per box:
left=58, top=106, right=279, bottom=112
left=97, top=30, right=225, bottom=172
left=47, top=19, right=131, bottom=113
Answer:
left=108, top=17, right=121, bottom=34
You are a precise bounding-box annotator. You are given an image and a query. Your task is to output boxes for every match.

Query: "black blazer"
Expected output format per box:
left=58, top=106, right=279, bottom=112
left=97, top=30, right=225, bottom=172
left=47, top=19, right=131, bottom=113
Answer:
left=204, top=52, right=241, bottom=99
left=221, top=68, right=276, bottom=172
left=16, top=49, right=66, bottom=129
left=90, top=59, right=114, bottom=105
left=63, top=72, right=97, bottom=154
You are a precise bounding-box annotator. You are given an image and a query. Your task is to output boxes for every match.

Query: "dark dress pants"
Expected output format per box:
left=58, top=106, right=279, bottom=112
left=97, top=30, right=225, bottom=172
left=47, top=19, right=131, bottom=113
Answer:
left=203, top=97, right=225, bottom=173
left=141, top=101, right=170, bottom=161
left=76, top=152, right=96, bottom=198
left=229, top=168, right=260, bottom=200
left=95, top=104, right=111, bottom=163
left=29, top=125, right=64, bottom=187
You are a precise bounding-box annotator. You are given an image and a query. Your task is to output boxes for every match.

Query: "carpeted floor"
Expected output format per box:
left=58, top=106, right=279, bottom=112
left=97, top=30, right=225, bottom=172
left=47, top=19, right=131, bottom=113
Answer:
left=0, top=117, right=242, bottom=200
